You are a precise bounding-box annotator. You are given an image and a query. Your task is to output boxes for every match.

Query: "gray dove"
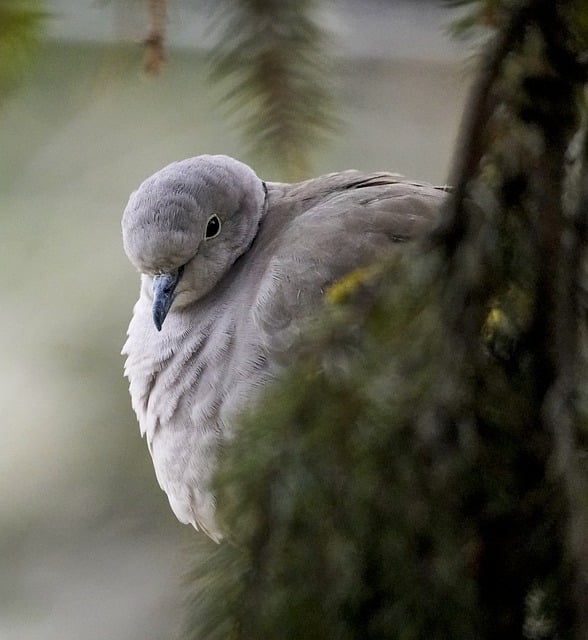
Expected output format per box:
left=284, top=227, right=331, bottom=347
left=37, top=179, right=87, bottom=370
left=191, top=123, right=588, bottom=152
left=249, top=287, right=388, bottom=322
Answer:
left=122, top=154, right=446, bottom=540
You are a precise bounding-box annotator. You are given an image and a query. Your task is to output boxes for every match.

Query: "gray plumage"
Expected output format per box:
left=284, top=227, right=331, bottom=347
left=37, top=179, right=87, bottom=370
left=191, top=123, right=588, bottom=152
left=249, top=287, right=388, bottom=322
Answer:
left=122, top=154, right=447, bottom=540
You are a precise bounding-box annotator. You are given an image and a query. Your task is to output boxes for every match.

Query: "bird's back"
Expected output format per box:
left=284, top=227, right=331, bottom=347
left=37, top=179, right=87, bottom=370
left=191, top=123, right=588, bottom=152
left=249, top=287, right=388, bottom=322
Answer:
left=251, top=171, right=447, bottom=355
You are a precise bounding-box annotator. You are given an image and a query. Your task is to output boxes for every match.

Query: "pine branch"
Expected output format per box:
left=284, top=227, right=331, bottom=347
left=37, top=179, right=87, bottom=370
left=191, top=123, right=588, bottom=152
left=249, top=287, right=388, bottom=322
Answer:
left=430, top=0, right=588, bottom=634
left=208, top=0, right=336, bottom=180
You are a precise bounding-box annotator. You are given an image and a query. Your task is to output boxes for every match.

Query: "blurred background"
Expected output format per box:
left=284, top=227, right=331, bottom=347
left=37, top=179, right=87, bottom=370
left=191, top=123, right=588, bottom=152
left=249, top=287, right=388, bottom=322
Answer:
left=0, top=1, right=468, bottom=638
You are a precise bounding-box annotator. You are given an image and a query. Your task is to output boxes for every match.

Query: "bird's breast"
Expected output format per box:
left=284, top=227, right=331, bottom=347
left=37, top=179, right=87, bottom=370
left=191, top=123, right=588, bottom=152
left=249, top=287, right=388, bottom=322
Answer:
left=123, top=299, right=270, bottom=534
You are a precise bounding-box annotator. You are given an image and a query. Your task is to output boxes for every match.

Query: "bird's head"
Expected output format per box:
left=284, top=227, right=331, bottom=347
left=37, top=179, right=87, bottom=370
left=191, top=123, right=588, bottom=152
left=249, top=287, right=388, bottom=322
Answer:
left=122, top=155, right=266, bottom=330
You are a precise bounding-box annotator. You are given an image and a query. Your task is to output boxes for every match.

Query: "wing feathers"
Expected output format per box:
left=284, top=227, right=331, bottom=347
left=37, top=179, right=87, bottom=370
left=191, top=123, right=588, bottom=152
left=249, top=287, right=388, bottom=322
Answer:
left=250, top=172, right=447, bottom=356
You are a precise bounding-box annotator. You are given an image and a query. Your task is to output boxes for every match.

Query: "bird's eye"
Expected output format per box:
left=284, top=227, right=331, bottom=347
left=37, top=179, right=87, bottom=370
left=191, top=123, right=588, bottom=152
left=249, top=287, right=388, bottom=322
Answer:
left=204, top=214, right=222, bottom=240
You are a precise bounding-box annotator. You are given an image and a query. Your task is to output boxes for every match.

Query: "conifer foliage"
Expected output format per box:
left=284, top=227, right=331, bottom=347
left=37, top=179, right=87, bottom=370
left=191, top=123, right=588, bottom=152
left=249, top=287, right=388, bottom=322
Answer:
left=208, top=0, right=334, bottom=179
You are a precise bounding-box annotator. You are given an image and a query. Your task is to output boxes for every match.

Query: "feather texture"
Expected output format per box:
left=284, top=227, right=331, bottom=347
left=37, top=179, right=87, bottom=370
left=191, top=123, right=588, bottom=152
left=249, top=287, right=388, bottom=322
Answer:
left=122, top=155, right=447, bottom=539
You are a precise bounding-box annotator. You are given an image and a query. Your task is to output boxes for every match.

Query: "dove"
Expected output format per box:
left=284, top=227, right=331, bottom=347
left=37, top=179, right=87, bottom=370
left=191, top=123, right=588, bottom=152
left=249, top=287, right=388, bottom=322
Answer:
left=122, top=154, right=446, bottom=540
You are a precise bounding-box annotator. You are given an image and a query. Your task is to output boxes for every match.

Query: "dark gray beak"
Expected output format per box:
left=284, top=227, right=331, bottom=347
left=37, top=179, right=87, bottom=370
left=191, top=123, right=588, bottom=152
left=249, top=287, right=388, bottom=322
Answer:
left=152, top=267, right=183, bottom=331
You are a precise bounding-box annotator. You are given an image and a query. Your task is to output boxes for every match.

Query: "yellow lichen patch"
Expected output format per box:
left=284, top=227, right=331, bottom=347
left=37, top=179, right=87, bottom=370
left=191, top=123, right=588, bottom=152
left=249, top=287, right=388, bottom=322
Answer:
left=482, top=306, right=509, bottom=342
left=326, top=265, right=381, bottom=305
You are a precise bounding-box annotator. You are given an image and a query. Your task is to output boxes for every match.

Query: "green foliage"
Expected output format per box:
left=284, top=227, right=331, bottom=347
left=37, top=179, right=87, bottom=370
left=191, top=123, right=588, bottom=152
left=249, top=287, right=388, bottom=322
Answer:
left=0, top=0, right=46, bottom=97
left=213, top=254, right=482, bottom=640
left=186, top=251, right=480, bottom=640
left=208, top=0, right=335, bottom=180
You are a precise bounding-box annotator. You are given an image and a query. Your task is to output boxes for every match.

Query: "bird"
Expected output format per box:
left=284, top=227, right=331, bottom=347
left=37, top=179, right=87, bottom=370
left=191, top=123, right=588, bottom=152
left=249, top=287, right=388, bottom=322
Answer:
left=122, top=154, right=447, bottom=540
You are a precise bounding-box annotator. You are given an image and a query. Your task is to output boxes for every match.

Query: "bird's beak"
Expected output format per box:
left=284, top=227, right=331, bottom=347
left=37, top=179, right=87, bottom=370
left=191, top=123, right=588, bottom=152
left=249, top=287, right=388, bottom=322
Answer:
left=152, top=267, right=183, bottom=331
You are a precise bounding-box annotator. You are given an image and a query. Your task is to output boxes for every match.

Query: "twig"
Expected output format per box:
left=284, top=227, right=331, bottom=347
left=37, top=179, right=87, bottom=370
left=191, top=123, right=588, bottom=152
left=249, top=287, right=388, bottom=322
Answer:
left=144, top=0, right=166, bottom=75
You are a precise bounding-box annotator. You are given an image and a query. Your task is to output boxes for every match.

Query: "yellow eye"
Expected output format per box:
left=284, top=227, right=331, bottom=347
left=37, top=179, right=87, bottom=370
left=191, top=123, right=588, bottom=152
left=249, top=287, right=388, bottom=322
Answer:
left=204, top=214, right=222, bottom=239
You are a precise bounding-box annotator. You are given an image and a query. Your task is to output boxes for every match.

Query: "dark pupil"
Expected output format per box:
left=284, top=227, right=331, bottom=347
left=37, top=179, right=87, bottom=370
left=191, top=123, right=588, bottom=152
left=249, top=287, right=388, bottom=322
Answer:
left=206, top=216, right=220, bottom=238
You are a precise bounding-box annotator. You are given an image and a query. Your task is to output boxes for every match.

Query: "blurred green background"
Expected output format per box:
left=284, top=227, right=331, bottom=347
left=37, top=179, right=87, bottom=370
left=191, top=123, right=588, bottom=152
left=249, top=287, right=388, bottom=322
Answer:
left=0, top=1, right=467, bottom=638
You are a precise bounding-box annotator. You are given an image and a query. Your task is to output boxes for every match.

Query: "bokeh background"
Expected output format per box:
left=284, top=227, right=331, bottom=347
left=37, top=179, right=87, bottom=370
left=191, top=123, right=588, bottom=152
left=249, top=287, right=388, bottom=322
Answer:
left=0, top=1, right=468, bottom=638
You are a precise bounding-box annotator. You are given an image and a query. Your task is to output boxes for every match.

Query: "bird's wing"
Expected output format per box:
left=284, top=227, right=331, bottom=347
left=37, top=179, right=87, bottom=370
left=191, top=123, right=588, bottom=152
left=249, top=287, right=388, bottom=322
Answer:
left=249, top=172, right=447, bottom=359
